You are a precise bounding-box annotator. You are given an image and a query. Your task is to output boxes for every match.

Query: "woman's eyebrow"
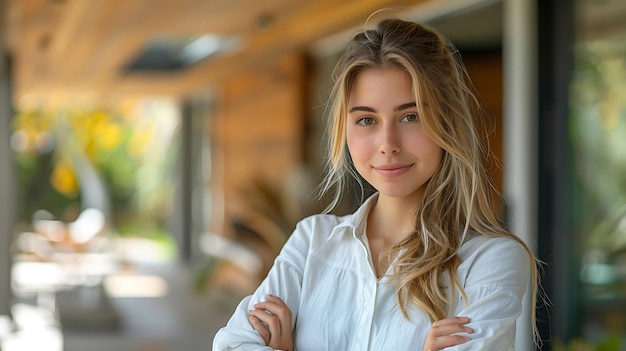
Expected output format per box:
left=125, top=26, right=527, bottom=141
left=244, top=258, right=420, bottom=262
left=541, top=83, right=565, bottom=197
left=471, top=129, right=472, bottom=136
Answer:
left=393, top=102, right=417, bottom=112
left=348, top=102, right=416, bottom=114
left=348, top=106, right=376, bottom=113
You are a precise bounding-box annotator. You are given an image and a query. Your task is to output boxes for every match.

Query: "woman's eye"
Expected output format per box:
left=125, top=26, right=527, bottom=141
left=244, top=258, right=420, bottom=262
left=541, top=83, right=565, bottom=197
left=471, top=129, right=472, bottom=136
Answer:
left=357, top=117, right=375, bottom=126
left=401, top=113, right=419, bottom=123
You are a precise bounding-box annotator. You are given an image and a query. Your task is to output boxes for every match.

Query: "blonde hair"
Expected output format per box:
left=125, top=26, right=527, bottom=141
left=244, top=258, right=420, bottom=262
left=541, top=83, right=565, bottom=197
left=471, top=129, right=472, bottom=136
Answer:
left=321, top=18, right=539, bottom=341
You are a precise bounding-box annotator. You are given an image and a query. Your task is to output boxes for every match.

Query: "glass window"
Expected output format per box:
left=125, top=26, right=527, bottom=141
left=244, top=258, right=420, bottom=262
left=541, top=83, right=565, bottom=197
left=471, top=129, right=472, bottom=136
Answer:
left=571, top=0, right=626, bottom=347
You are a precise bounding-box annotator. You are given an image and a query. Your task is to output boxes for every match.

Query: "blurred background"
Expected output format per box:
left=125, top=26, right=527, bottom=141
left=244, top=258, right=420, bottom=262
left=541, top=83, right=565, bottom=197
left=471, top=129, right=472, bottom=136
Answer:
left=0, top=0, right=624, bottom=350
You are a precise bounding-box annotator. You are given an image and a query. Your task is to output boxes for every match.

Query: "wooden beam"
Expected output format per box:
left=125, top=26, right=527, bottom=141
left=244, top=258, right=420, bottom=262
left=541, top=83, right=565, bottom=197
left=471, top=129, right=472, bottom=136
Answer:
left=133, top=0, right=424, bottom=97
left=12, top=0, right=65, bottom=95
left=165, top=0, right=429, bottom=96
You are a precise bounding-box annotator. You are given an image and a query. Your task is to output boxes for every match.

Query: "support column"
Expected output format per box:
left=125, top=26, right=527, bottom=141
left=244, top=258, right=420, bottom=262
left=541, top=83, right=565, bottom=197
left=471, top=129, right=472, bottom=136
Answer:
left=171, top=97, right=209, bottom=263
left=503, top=0, right=538, bottom=349
left=0, top=0, right=15, bottom=316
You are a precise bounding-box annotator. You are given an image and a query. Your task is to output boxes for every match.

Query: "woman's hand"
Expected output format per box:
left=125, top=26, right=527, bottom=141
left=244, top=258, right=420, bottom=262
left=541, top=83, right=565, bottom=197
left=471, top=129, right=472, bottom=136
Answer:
left=248, top=294, right=294, bottom=351
left=423, top=316, right=474, bottom=351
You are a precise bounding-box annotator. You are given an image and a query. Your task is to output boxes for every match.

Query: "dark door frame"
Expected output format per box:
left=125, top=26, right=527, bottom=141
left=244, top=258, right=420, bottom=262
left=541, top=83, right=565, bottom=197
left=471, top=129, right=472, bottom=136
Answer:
left=536, top=0, right=577, bottom=347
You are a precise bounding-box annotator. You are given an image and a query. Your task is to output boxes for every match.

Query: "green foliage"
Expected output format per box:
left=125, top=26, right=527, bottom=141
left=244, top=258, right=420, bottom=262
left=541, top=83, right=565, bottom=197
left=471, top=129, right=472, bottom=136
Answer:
left=553, top=335, right=622, bottom=351
left=11, top=103, right=179, bottom=244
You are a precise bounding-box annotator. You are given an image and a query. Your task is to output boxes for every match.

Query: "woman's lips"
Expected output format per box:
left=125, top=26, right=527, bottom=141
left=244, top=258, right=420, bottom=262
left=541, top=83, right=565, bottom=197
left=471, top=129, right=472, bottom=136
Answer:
left=374, top=163, right=414, bottom=177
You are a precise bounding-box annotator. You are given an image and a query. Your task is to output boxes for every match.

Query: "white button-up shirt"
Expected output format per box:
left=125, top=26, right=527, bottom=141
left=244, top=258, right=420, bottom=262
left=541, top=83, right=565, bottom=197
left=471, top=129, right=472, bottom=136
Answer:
left=213, top=195, right=531, bottom=350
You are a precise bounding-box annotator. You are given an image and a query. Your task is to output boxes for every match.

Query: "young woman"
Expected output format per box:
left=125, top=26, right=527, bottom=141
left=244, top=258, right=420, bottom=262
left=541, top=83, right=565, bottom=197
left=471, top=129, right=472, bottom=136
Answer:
left=213, top=18, right=538, bottom=351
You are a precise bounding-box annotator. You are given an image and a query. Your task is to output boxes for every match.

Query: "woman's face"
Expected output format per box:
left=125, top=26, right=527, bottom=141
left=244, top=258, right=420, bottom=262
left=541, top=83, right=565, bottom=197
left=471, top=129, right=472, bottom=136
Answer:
left=346, top=68, right=443, bottom=202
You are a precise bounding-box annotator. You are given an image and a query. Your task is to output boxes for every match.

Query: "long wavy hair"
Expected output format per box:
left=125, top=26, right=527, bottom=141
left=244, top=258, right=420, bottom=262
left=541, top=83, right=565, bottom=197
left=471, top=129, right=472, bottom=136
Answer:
left=321, top=18, right=539, bottom=340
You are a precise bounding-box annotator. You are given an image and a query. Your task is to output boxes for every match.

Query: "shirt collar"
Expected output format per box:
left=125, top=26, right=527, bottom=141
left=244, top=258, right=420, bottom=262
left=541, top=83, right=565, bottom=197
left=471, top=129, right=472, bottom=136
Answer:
left=327, top=193, right=378, bottom=241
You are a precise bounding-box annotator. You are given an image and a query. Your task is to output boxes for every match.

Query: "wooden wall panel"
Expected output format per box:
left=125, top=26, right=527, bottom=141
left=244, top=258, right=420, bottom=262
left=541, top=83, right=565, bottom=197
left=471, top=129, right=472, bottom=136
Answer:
left=463, top=51, right=504, bottom=212
left=210, top=53, right=305, bottom=237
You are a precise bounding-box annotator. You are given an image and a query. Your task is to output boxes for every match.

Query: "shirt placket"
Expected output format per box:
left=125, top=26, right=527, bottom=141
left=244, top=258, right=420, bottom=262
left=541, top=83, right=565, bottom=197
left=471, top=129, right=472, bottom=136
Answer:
left=351, top=231, right=379, bottom=350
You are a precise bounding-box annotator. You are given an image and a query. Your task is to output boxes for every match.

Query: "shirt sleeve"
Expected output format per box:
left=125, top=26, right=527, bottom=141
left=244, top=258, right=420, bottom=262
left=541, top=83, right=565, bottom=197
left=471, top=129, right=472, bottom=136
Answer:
left=212, top=218, right=312, bottom=351
left=445, top=237, right=532, bottom=351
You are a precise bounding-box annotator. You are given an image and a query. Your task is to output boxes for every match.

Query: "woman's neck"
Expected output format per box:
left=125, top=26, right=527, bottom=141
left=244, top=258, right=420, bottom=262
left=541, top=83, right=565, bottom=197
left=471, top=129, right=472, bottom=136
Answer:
left=367, top=194, right=419, bottom=243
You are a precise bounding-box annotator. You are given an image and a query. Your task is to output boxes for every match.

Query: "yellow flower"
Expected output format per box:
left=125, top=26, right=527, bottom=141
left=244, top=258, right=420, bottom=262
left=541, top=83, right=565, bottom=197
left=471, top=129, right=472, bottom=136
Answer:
left=51, top=160, right=79, bottom=196
left=96, top=121, right=123, bottom=150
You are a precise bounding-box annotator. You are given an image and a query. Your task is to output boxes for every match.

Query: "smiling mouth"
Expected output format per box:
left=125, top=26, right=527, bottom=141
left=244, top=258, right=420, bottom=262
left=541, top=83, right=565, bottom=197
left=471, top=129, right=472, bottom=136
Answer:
left=374, top=164, right=413, bottom=176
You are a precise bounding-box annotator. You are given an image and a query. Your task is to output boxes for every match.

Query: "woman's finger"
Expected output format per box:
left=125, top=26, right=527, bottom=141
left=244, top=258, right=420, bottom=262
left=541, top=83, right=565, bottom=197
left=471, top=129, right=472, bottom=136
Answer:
left=430, top=316, right=473, bottom=336
left=248, top=309, right=281, bottom=334
left=423, top=316, right=473, bottom=351
left=431, top=316, right=470, bottom=327
left=248, top=315, right=270, bottom=345
left=429, top=323, right=473, bottom=337
left=254, top=295, right=292, bottom=323
left=430, top=335, right=472, bottom=350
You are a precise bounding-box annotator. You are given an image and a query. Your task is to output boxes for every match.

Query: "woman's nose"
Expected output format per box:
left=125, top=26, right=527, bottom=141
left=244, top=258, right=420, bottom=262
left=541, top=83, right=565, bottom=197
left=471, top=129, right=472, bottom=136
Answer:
left=378, top=125, right=400, bottom=154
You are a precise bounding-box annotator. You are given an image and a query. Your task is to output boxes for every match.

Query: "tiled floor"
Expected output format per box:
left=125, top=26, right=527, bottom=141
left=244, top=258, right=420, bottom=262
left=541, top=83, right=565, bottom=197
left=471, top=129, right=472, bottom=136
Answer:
left=2, top=262, right=238, bottom=351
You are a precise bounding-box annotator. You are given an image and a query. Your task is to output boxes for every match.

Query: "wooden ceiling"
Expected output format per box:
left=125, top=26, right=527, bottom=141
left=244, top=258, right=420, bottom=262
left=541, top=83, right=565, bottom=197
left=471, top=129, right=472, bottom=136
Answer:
left=4, top=0, right=626, bottom=106
left=2, top=0, right=429, bottom=105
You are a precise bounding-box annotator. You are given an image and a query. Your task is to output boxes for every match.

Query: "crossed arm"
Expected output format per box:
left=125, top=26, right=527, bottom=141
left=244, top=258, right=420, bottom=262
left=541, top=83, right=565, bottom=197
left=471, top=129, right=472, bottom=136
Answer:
left=248, top=294, right=474, bottom=351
